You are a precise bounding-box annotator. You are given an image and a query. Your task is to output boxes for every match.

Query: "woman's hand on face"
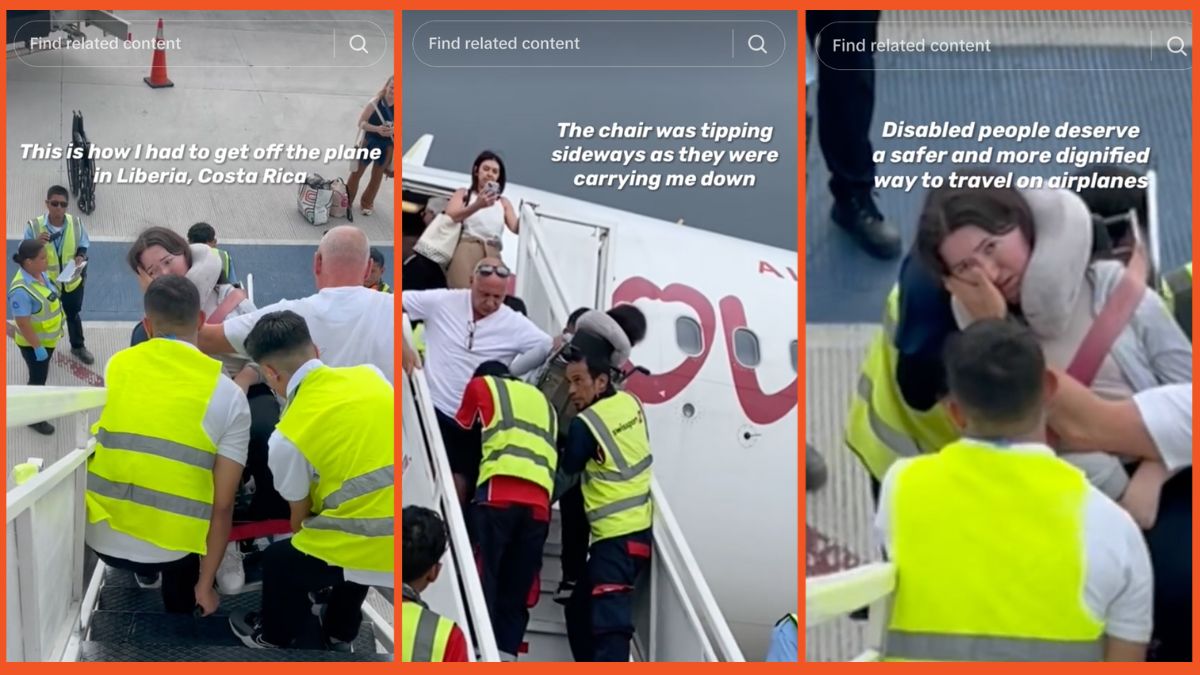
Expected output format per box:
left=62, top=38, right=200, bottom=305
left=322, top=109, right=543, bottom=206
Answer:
left=136, top=267, right=153, bottom=293
left=945, top=267, right=1007, bottom=322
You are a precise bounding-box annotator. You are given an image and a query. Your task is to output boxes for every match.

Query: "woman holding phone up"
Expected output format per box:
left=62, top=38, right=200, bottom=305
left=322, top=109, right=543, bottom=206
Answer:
left=444, top=150, right=519, bottom=289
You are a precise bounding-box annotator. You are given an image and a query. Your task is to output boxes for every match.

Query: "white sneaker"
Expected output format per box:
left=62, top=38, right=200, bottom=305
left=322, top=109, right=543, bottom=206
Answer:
left=252, top=537, right=271, bottom=552
left=215, top=542, right=245, bottom=594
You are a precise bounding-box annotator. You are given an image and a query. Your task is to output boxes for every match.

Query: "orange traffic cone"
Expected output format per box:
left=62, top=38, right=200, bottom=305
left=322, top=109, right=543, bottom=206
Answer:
left=143, top=18, right=174, bottom=89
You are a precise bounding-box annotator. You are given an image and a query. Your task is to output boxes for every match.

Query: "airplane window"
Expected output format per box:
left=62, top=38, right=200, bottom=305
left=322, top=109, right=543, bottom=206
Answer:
left=675, top=316, right=703, bottom=356
left=789, top=339, right=798, bottom=373
left=733, top=328, right=761, bottom=368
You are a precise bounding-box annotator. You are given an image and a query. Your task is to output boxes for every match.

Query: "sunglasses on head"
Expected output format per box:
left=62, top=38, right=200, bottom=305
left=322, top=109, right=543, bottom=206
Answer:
left=475, top=264, right=511, bottom=278
left=48, top=200, right=68, bottom=208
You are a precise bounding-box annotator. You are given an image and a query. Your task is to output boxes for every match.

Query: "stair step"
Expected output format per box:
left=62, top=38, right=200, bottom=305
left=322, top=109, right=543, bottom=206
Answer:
left=526, top=617, right=567, bottom=635
left=97, top=585, right=261, bottom=616
left=87, top=610, right=377, bottom=652
left=79, top=641, right=391, bottom=662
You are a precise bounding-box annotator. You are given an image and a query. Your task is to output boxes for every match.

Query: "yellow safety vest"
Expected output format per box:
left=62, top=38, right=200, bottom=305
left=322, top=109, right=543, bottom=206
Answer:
left=883, top=439, right=1105, bottom=662
left=845, top=285, right=959, bottom=481
left=413, top=322, right=426, bottom=359
left=478, top=376, right=558, bottom=496
left=85, top=339, right=222, bottom=554
left=402, top=601, right=454, bottom=661
left=375, top=281, right=392, bottom=294
left=578, top=391, right=653, bottom=543
left=1160, top=262, right=1192, bottom=341
left=279, top=364, right=394, bottom=572
left=29, top=214, right=83, bottom=292
left=216, top=248, right=233, bottom=282
left=9, top=270, right=64, bottom=348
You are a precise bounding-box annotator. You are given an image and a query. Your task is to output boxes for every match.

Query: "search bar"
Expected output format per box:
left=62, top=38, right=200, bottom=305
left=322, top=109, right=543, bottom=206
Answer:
left=813, top=20, right=1191, bottom=70
left=412, top=20, right=786, bottom=68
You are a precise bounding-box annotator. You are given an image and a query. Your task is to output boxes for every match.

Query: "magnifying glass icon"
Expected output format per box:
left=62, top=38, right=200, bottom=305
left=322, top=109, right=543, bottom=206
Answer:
left=747, top=34, right=767, bottom=55
left=349, top=34, right=368, bottom=55
left=1166, top=36, right=1187, bottom=56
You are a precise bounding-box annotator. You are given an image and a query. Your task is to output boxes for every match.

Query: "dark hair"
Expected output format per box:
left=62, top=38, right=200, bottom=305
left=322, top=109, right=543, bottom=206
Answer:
left=503, top=295, right=527, bottom=316
left=944, top=319, right=1046, bottom=429
left=46, top=185, right=68, bottom=201
left=915, top=167, right=1035, bottom=277
left=187, top=222, right=216, bottom=244
left=127, top=226, right=193, bottom=275
left=244, top=310, right=314, bottom=364
left=144, top=275, right=201, bottom=332
left=608, top=304, right=647, bottom=346
left=564, top=340, right=613, bottom=383
left=469, top=150, right=507, bottom=194
left=12, top=239, right=45, bottom=266
left=473, top=360, right=512, bottom=379
left=403, top=505, right=448, bottom=584
left=369, top=246, right=386, bottom=268
left=567, top=307, right=589, bottom=331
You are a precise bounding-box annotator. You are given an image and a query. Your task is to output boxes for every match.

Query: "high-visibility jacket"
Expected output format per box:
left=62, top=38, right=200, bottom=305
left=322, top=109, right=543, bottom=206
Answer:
left=883, top=439, right=1105, bottom=662
left=844, top=285, right=959, bottom=481
left=402, top=599, right=455, bottom=661
left=578, top=391, right=653, bottom=543
left=9, top=270, right=63, bottom=348
left=85, top=339, right=222, bottom=554
left=372, top=281, right=392, bottom=293
left=413, top=322, right=426, bottom=359
left=278, top=364, right=394, bottom=572
left=477, top=376, right=558, bottom=496
left=1160, top=262, right=1192, bottom=341
left=28, top=214, right=84, bottom=292
left=215, top=247, right=235, bottom=284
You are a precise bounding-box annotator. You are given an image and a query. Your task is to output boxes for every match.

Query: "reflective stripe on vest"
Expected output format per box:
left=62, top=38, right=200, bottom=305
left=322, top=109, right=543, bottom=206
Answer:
left=1161, top=262, right=1192, bottom=341
left=279, top=364, right=394, bottom=572
left=216, top=248, right=232, bottom=280
left=31, top=214, right=82, bottom=292
left=402, top=601, right=454, bottom=662
left=85, top=339, right=222, bottom=554
left=884, top=439, right=1104, bottom=662
left=844, top=285, right=958, bottom=480
left=579, top=391, right=653, bottom=542
left=478, top=376, right=558, bottom=495
left=9, top=270, right=64, bottom=347
left=885, top=631, right=1103, bottom=662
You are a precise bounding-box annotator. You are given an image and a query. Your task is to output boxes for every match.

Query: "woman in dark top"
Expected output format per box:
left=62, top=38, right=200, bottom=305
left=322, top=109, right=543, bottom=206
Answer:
left=347, top=75, right=394, bottom=218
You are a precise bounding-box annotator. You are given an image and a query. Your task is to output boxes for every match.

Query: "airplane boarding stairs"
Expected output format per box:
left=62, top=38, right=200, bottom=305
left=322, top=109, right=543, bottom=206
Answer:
left=402, top=319, right=745, bottom=662
left=6, top=385, right=394, bottom=662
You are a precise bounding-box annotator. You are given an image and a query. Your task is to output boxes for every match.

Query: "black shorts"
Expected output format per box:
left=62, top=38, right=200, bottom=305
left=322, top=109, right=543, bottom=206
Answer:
left=435, top=408, right=482, bottom=480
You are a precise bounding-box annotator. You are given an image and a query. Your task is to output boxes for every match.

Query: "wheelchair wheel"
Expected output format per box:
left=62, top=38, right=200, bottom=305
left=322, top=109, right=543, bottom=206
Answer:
left=77, top=153, right=95, bottom=214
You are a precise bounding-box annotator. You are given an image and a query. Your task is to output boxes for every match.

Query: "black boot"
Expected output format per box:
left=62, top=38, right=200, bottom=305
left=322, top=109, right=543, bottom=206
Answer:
left=832, top=193, right=901, bottom=260
left=28, top=421, right=55, bottom=435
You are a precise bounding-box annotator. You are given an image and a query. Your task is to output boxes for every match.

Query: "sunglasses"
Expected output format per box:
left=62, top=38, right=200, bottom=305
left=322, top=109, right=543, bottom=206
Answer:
left=475, top=264, right=511, bottom=278
left=466, top=321, right=476, bottom=351
left=48, top=200, right=68, bottom=208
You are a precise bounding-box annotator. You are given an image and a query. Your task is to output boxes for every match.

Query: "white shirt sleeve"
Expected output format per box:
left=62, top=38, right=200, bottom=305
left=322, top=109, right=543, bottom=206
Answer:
left=206, top=377, right=251, bottom=467
left=222, top=298, right=297, bottom=356
left=401, top=288, right=452, bottom=323
left=509, top=315, right=554, bottom=376
left=1133, top=384, right=1192, bottom=471
left=267, top=429, right=316, bottom=502
left=1083, top=488, right=1154, bottom=643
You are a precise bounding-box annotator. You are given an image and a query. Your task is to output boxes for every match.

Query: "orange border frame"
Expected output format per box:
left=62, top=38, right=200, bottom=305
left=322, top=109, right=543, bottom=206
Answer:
left=0, top=1, right=1195, bottom=670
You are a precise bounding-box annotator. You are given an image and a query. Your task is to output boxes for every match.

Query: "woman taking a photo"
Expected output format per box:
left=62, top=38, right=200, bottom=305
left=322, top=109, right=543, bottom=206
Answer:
left=444, top=150, right=519, bottom=288
left=9, top=239, right=63, bottom=435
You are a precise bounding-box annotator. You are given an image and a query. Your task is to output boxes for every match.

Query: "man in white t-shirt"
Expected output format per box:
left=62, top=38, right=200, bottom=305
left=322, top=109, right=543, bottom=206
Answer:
left=402, top=257, right=552, bottom=503
left=198, top=225, right=393, bottom=382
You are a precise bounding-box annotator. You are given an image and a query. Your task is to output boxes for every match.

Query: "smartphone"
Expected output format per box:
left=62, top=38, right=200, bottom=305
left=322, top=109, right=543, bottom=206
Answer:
left=484, top=180, right=500, bottom=197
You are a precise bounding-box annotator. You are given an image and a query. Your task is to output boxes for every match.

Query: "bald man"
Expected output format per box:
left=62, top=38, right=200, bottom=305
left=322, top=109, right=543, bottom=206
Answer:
left=200, top=225, right=395, bottom=382
left=402, top=257, right=552, bottom=504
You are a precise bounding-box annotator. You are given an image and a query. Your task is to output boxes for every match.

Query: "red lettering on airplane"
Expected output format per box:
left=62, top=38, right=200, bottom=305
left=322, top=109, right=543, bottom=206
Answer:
left=758, top=261, right=783, bottom=279
left=612, top=276, right=716, bottom=405
left=611, top=276, right=797, bottom=424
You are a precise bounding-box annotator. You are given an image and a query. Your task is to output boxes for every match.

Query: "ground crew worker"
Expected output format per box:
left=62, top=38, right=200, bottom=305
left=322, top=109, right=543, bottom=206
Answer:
left=456, top=360, right=558, bottom=661
left=229, top=310, right=394, bottom=650
left=875, top=319, right=1152, bottom=662
left=1160, top=261, right=1191, bottom=340
left=84, top=275, right=249, bottom=616
left=766, top=613, right=799, bottom=661
left=366, top=246, right=392, bottom=293
left=560, top=344, right=653, bottom=662
left=24, top=184, right=93, bottom=364
left=188, top=221, right=239, bottom=287
left=9, top=239, right=64, bottom=435
left=402, top=506, right=468, bottom=661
